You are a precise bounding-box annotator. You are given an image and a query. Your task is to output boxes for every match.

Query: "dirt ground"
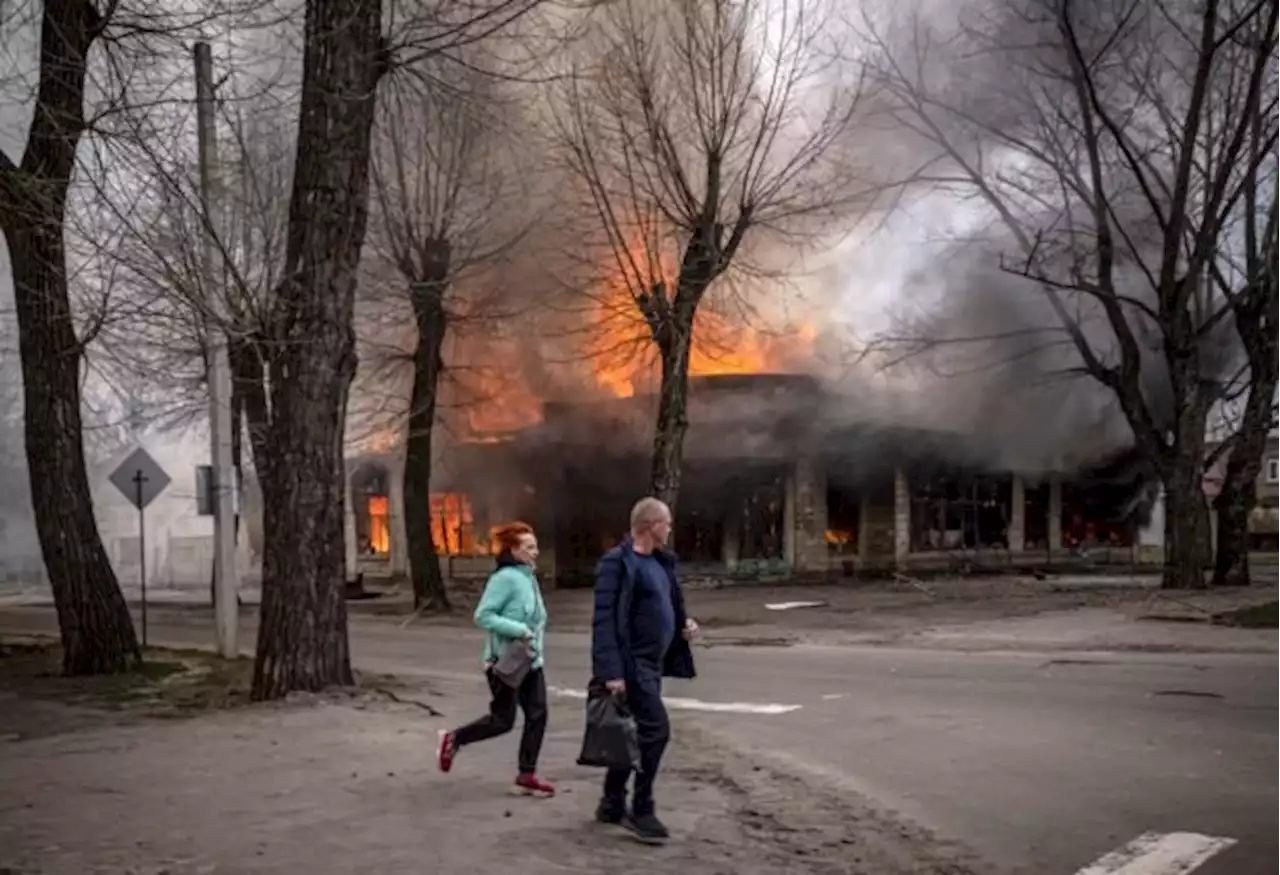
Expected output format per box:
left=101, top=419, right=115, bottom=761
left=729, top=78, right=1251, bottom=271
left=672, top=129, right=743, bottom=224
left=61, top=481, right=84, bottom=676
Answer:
left=0, top=641, right=989, bottom=875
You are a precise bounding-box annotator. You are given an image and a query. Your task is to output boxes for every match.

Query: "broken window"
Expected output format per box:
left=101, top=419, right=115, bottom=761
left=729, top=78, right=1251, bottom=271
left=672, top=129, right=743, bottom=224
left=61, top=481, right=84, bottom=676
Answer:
left=1024, top=482, right=1050, bottom=550
left=351, top=462, right=390, bottom=557
left=674, top=508, right=724, bottom=562
left=825, top=482, right=860, bottom=555
left=368, top=495, right=391, bottom=554
left=431, top=492, right=482, bottom=555
left=1061, top=482, right=1135, bottom=548
left=735, top=471, right=786, bottom=561
left=910, top=472, right=1012, bottom=551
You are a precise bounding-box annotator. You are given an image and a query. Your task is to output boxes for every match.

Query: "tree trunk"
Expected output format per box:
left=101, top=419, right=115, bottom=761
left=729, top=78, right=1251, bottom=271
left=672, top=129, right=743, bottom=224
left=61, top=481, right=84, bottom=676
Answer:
left=1212, top=474, right=1255, bottom=587
left=649, top=323, right=693, bottom=513
left=643, top=227, right=723, bottom=514
left=229, top=338, right=271, bottom=477
left=1212, top=248, right=1277, bottom=587
left=1211, top=382, right=1274, bottom=587
left=1153, top=301, right=1214, bottom=591
left=0, top=0, right=140, bottom=675
left=403, top=255, right=451, bottom=612
left=1160, top=447, right=1211, bottom=590
left=251, top=0, right=383, bottom=700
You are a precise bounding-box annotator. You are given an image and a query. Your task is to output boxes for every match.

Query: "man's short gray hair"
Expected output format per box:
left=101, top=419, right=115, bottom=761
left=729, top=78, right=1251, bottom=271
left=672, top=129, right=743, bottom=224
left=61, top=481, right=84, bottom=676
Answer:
left=630, top=496, right=670, bottom=530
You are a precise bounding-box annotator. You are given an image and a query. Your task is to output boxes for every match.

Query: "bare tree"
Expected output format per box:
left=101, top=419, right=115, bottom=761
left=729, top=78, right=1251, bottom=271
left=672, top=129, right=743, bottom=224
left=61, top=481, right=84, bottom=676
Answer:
left=1207, top=50, right=1277, bottom=585
left=94, top=89, right=296, bottom=612
left=239, top=0, right=387, bottom=698
left=91, top=0, right=549, bottom=698
left=863, top=0, right=1277, bottom=588
left=551, top=0, right=866, bottom=511
left=241, top=0, right=548, bottom=697
left=365, top=61, right=533, bottom=611
left=0, top=0, right=142, bottom=673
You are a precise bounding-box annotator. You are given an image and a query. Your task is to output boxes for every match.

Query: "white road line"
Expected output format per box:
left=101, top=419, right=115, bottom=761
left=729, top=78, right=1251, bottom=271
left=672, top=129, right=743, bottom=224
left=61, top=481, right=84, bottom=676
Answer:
left=550, top=687, right=802, bottom=715
left=1074, top=832, right=1237, bottom=875
left=764, top=601, right=827, bottom=611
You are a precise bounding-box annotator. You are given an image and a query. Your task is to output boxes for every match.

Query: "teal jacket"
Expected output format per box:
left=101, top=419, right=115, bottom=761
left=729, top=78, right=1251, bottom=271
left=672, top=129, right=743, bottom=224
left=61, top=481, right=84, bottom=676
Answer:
left=474, top=559, right=547, bottom=670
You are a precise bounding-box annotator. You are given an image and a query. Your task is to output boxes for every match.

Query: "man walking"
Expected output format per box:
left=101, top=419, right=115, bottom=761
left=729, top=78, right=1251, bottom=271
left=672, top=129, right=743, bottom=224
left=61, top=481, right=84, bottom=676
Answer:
left=591, top=496, right=698, bottom=843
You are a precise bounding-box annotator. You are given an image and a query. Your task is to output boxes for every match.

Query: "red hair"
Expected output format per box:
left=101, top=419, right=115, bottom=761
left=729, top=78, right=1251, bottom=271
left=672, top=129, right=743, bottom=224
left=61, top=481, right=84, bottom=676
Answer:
left=492, top=521, right=535, bottom=554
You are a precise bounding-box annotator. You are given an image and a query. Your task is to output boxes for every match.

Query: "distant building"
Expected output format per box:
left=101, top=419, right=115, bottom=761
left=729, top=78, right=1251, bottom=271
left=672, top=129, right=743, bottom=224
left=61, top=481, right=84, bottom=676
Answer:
left=1204, top=431, right=1280, bottom=552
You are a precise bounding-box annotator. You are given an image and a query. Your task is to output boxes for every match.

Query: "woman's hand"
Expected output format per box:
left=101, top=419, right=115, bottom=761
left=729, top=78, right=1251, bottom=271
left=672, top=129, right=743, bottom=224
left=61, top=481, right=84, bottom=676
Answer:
left=682, top=618, right=700, bottom=641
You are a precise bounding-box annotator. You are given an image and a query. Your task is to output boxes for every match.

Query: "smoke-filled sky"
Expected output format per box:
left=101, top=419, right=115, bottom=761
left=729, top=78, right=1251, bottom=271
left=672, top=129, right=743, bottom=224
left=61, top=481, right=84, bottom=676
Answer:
left=0, top=0, right=1258, bottom=505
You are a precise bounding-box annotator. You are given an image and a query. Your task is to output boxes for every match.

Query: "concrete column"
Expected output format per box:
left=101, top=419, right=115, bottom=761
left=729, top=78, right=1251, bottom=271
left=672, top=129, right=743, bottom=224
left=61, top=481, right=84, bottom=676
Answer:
left=783, top=471, right=796, bottom=569
left=722, top=512, right=740, bottom=571
left=1138, top=487, right=1166, bottom=544
left=388, top=457, right=409, bottom=577
left=893, top=467, right=910, bottom=566
left=235, top=516, right=254, bottom=580
left=857, top=491, right=871, bottom=558
left=1008, top=474, right=1026, bottom=553
left=792, top=457, right=829, bottom=573
left=343, top=463, right=358, bottom=581
left=1048, top=475, right=1063, bottom=552
left=530, top=480, right=552, bottom=586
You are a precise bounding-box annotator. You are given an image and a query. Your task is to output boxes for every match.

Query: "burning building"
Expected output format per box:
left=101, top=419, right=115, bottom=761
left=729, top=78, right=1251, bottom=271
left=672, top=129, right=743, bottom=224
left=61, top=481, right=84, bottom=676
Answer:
left=342, top=370, right=1163, bottom=588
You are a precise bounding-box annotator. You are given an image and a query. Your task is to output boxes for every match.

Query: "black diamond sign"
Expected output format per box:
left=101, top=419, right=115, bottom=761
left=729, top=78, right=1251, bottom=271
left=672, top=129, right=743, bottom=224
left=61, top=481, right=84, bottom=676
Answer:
left=109, top=447, right=172, bottom=511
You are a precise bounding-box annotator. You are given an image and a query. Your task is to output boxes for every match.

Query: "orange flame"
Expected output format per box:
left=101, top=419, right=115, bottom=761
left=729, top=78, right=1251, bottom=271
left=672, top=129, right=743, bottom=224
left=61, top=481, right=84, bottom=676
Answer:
left=459, top=235, right=817, bottom=435
left=367, top=495, right=391, bottom=554
left=582, top=236, right=817, bottom=399
left=430, top=492, right=499, bottom=555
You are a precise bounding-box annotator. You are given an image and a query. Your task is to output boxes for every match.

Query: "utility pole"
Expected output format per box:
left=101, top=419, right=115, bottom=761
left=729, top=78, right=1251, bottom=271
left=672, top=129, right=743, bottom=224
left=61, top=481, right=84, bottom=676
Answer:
left=194, top=40, right=239, bottom=659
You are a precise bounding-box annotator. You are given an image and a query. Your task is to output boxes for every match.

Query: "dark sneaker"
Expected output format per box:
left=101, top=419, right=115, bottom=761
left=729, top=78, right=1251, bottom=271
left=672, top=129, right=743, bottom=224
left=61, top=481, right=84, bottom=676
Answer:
left=512, top=772, right=556, bottom=798
left=436, top=731, right=457, bottom=773
left=623, top=812, right=670, bottom=844
left=595, top=800, right=625, bottom=825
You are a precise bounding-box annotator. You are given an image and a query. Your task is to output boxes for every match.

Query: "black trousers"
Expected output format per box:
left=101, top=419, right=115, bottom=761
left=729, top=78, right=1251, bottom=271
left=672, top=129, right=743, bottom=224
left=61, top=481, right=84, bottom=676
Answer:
left=453, top=667, right=548, bottom=774
left=602, top=673, right=669, bottom=817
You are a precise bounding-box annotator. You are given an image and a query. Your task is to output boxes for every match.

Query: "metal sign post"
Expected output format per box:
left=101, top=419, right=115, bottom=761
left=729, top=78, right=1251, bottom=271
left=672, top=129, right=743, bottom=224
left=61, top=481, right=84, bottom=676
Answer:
left=133, top=469, right=149, bottom=647
left=109, top=447, right=172, bottom=651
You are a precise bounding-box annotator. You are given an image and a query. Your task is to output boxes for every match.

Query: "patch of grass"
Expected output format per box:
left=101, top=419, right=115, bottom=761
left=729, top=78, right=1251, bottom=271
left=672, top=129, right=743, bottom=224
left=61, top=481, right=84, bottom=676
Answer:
left=1212, top=600, right=1279, bottom=629
left=0, top=637, right=253, bottom=717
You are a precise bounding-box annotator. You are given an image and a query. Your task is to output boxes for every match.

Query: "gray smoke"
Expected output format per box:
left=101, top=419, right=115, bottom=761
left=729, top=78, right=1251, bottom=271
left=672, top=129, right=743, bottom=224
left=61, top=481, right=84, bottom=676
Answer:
left=805, top=0, right=1250, bottom=479
left=0, top=245, right=41, bottom=572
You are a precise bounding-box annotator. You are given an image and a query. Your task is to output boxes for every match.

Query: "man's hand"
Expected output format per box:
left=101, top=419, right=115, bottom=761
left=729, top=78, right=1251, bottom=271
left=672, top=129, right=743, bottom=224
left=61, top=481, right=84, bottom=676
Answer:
left=605, top=678, right=626, bottom=694
left=682, top=618, right=700, bottom=641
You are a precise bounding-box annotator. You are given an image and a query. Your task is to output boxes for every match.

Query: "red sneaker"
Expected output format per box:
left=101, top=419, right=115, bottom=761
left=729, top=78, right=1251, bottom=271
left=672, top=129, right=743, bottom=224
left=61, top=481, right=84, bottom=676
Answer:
left=512, top=772, right=556, bottom=798
left=437, top=731, right=457, bottom=773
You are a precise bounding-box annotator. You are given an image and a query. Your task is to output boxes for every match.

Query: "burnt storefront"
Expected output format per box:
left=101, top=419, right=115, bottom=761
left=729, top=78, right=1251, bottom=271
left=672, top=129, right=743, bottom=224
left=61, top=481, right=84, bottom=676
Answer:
left=345, top=373, right=1164, bottom=587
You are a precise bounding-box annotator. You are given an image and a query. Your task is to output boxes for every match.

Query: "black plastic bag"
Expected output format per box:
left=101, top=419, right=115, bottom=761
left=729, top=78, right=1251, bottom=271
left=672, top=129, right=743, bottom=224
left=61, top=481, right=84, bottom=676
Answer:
left=576, top=680, right=642, bottom=773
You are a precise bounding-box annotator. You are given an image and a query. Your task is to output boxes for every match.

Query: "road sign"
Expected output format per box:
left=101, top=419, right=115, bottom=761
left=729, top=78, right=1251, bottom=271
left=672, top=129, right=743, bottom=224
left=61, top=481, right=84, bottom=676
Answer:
left=109, top=447, right=171, bottom=510
left=196, top=464, right=241, bottom=516
left=107, top=446, right=171, bottom=649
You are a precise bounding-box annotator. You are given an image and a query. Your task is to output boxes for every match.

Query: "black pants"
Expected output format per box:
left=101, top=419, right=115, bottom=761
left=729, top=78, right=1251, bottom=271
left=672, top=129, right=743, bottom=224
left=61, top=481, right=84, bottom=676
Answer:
left=602, top=673, right=669, bottom=817
left=453, top=667, right=548, bottom=774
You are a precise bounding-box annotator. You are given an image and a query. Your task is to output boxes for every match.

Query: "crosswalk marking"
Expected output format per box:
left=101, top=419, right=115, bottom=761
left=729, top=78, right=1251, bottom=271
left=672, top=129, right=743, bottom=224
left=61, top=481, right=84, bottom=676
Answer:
left=550, top=686, right=802, bottom=715
left=1074, top=832, right=1237, bottom=875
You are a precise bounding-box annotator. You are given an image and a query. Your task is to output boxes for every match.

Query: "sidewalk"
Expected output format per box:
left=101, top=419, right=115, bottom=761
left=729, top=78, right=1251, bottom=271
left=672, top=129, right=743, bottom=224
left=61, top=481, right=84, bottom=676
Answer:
left=0, top=667, right=988, bottom=875
left=892, top=606, right=1278, bottom=653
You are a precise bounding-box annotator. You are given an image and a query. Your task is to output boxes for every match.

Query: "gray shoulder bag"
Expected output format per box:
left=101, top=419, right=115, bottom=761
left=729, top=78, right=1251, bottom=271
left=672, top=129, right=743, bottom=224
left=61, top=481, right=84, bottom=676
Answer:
left=492, top=638, right=534, bottom=688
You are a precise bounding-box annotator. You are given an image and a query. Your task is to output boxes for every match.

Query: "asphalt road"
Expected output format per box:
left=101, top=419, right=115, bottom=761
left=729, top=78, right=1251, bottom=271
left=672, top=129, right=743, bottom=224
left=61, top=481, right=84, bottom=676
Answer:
left=2, top=606, right=1275, bottom=875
